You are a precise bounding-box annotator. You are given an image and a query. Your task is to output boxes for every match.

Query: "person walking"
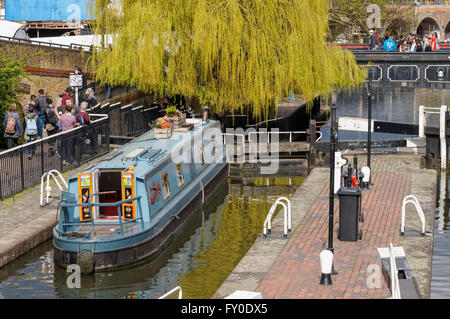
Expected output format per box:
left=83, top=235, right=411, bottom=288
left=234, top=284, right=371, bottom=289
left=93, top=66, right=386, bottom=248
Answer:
left=84, top=88, right=98, bottom=109
left=409, top=39, right=417, bottom=52
left=34, top=89, right=47, bottom=138
left=369, top=30, right=376, bottom=50
left=77, top=102, right=91, bottom=126
left=415, top=36, right=423, bottom=52
left=424, top=36, right=432, bottom=52
left=44, top=99, right=60, bottom=158
left=24, top=104, right=39, bottom=159
left=383, top=35, right=396, bottom=51
left=431, top=33, right=438, bottom=51
left=25, top=94, right=37, bottom=114
left=61, top=88, right=74, bottom=106
left=58, top=103, right=77, bottom=165
left=3, top=103, right=22, bottom=149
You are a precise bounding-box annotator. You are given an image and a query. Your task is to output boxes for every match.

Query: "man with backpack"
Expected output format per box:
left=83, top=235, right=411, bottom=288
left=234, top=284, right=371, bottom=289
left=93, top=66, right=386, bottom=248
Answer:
left=24, top=104, right=39, bottom=159
left=34, top=89, right=48, bottom=138
left=44, top=99, right=60, bottom=157
left=3, top=103, right=22, bottom=149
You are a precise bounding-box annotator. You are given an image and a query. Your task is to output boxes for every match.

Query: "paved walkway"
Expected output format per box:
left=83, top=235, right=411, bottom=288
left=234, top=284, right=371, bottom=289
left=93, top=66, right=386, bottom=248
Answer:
left=214, top=154, right=437, bottom=299
left=257, top=172, right=409, bottom=299
left=0, top=166, right=86, bottom=268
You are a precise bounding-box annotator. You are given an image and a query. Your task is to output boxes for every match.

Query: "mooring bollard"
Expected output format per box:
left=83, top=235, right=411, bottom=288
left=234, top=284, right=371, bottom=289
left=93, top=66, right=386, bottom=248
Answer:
left=319, top=250, right=333, bottom=285
left=361, top=166, right=371, bottom=189
left=334, top=152, right=348, bottom=194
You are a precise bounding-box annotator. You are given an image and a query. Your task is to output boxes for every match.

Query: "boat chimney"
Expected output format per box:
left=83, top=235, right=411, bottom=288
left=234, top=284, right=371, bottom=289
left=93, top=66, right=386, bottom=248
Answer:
left=202, top=106, right=209, bottom=123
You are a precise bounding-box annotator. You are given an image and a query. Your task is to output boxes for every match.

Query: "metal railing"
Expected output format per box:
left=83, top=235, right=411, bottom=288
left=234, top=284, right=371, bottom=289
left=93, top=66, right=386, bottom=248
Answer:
left=418, top=105, right=447, bottom=170
left=89, top=102, right=164, bottom=138
left=158, top=286, right=182, bottom=299
left=400, top=195, right=426, bottom=237
left=57, top=195, right=143, bottom=239
left=389, top=243, right=402, bottom=299
left=40, top=169, right=68, bottom=207
left=0, top=114, right=110, bottom=200
left=0, top=35, right=93, bottom=51
left=262, top=197, right=291, bottom=239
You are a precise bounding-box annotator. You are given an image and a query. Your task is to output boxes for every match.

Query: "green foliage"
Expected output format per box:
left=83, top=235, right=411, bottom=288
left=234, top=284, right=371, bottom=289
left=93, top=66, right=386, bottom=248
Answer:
left=91, top=0, right=365, bottom=121
left=165, top=106, right=178, bottom=117
left=0, top=48, right=31, bottom=146
left=328, top=0, right=415, bottom=41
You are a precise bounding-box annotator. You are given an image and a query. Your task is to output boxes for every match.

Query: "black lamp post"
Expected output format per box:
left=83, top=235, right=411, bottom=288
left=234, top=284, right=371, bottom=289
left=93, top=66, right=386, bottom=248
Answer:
left=328, top=104, right=338, bottom=275
left=367, top=69, right=373, bottom=184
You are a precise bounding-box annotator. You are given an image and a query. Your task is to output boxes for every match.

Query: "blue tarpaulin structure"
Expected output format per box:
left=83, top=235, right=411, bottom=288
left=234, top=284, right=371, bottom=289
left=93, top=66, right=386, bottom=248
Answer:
left=5, top=0, right=93, bottom=22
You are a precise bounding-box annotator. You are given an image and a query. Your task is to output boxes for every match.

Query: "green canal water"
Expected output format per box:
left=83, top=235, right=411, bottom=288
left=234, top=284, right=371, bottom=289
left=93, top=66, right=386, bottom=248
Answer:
left=0, top=175, right=305, bottom=299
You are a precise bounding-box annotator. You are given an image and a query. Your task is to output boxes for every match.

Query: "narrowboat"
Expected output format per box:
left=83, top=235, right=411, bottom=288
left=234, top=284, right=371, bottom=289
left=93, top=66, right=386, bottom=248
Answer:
left=53, top=118, right=228, bottom=272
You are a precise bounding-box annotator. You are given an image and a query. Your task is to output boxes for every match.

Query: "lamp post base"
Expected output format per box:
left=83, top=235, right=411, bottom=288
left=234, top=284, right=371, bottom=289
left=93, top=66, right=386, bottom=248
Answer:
left=320, top=273, right=332, bottom=285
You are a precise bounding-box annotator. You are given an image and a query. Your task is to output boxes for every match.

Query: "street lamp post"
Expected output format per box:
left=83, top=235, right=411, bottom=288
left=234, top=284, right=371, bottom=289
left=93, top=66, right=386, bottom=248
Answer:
left=328, top=104, right=338, bottom=275
left=367, top=69, right=373, bottom=184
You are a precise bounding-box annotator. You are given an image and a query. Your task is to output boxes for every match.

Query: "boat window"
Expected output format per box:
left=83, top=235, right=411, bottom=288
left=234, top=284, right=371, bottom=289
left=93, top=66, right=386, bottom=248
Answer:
left=161, top=172, right=171, bottom=200
left=175, top=163, right=184, bottom=187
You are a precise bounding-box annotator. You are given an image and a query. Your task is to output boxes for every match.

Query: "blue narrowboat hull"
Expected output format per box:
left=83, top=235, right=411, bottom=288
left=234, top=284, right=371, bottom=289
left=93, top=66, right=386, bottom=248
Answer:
left=53, top=163, right=227, bottom=270
left=52, top=119, right=228, bottom=271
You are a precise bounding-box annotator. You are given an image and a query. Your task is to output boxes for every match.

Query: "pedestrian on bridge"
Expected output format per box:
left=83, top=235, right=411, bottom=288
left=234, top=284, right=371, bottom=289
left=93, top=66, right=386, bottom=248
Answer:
left=34, top=89, right=48, bottom=138
left=24, top=104, right=38, bottom=159
left=383, top=35, right=396, bottom=51
left=58, top=103, right=77, bottom=165
left=3, top=103, right=22, bottom=149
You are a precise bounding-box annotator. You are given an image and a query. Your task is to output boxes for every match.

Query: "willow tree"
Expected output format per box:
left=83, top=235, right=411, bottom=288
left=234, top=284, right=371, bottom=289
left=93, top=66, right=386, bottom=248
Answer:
left=90, top=0, right=365, bottom=120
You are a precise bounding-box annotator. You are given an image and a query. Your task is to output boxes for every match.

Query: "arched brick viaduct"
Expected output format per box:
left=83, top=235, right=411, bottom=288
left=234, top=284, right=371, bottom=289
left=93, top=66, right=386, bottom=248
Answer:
left=416, top=5, right=450, bottom=40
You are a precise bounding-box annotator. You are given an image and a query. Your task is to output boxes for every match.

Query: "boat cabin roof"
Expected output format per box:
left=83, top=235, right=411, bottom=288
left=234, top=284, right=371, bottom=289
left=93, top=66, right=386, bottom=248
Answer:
left=78, top=120, right=220, bottom=179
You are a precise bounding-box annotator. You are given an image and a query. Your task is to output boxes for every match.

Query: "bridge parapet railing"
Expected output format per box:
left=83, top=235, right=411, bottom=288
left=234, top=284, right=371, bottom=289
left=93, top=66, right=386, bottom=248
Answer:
left=415, top=0, right=450, bottom=6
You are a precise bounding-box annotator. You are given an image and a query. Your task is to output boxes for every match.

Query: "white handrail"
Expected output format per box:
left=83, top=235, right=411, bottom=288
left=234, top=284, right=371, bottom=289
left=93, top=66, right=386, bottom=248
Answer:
left=263, top=197, right=291, bottom=238
left=418, top=105, right=447, bottom=170
left=389, top=243, right=401, bottom=299
left=40, top=170, right=68, bottom=207
left=248, top=131, right=307, bottom=144
left=400, top=195, right=425, bottom=237
left=158, top=286, right=182, bottom=299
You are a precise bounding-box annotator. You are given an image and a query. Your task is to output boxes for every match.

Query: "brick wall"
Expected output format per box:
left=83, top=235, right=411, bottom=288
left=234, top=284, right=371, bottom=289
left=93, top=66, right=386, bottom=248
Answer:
left=0, top=40, right=92, bottom=108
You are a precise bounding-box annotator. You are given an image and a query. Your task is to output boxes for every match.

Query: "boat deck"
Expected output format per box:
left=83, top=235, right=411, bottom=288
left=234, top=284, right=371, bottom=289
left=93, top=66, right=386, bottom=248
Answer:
left=76, top=221, right=149, bottom=240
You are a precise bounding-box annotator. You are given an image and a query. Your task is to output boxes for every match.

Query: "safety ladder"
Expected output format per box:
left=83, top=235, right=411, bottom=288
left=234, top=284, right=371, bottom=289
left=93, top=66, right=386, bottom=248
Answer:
left=40, top=170, right=68, bottom=207
left=262, top=197, right=291, bottom=239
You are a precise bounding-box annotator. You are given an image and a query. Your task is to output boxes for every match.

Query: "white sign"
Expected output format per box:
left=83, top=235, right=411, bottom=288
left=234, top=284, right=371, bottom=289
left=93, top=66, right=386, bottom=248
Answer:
left=69, top=73, right=83, bottom=88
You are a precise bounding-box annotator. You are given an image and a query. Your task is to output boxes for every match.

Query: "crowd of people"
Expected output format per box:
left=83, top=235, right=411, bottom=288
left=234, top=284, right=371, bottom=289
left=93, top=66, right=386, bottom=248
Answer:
left=3, top=86, right=97, bottom=165
left=369, top=29, right=441, bottom=52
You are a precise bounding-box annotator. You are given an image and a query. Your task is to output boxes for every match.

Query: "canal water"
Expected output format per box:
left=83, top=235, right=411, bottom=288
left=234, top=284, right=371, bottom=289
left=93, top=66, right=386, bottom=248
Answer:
left=0, top=174, right=305, bottom=299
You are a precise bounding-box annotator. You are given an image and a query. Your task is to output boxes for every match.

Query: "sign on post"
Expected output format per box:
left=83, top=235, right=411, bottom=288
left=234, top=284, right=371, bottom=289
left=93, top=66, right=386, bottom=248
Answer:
left=69, top=73, right=83, bottom=88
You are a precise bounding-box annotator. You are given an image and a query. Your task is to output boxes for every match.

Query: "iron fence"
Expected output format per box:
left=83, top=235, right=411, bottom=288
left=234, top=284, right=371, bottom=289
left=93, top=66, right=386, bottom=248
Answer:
left=0, top=114, right=110, bottom=200
left=88, top=102, right=164, bottom=138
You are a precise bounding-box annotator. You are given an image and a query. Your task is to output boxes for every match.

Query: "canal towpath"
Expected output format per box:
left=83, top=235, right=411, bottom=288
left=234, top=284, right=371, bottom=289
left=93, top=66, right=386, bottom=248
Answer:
left=214, top=154, right=437, bottom=299
left=0, top=165, right=88, bottom=269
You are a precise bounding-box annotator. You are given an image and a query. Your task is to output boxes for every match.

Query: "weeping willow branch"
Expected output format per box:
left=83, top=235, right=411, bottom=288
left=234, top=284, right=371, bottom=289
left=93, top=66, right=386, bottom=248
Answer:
left=90, top=0, right=365, bottom=120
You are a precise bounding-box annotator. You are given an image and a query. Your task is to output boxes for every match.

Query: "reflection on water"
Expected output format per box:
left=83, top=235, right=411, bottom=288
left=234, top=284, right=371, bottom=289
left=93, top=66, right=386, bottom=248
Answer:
left=0, top=176, right=304, bottom=299
left=321, top=87, right=444, bottom=141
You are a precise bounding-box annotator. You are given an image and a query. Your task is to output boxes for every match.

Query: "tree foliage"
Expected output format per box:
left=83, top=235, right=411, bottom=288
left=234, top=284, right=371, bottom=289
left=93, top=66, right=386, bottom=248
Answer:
left=329, top=0, right=415, bottom=41
left=91, top=0, right=366, bottom=120
left=0, top=48, right=31, bottom=146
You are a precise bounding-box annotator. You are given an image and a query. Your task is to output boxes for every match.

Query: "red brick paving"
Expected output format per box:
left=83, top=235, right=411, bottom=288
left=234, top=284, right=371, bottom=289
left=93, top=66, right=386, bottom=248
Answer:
left=257, top=172, right=410, bottom=299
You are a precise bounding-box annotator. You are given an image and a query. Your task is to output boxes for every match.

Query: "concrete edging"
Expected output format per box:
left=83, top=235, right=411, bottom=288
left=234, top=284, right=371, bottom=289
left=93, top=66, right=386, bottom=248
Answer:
left=213, top=167, right=329, bottom=299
